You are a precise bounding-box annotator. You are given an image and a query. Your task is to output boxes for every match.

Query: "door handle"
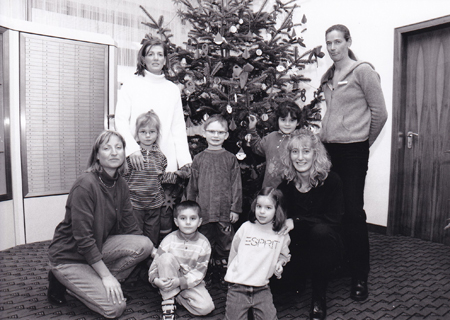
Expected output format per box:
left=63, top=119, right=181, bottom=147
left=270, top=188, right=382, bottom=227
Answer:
left=407, top=131, right=418, bottom=149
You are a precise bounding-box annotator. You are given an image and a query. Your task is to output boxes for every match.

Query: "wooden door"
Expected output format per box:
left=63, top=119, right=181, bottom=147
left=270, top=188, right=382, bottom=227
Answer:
left=389, top=17, right=450, bottom=245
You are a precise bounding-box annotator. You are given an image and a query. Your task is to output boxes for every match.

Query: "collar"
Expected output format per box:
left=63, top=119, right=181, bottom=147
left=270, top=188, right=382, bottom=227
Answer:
left=98, top=169, right=119, bottom=187
left=175, top=229, right=200, bottom=242
left=143, top=70, right=166, bottom=83
left=140, top=144, right=160, bottom=153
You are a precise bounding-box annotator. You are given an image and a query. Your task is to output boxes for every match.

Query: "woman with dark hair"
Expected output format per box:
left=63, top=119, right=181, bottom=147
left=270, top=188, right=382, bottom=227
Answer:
left=115, top=37, right=192, bottom=238
left=115, top=37, right=191, bottom=174
left=47, top=130, right=153, bottom=319
left=278, top=129, right=344, bottom=320
left=320, top=24, right=388, bottom=302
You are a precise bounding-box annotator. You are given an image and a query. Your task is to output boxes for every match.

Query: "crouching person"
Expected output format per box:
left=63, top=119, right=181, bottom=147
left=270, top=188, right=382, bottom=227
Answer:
left=148, top=201, right=215, bottom=319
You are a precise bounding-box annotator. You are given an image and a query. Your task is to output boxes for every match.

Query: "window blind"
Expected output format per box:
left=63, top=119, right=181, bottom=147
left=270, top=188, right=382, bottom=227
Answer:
left=20, top=33, right=107, bottom=197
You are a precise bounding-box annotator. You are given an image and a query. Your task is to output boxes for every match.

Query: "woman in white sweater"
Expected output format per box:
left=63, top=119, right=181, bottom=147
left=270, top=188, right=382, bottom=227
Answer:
left=115, top=38, right=192, bottom=173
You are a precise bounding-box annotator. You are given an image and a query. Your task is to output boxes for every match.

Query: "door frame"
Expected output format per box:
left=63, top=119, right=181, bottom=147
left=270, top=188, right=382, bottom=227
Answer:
left=388, top=15, right=450, bottom=236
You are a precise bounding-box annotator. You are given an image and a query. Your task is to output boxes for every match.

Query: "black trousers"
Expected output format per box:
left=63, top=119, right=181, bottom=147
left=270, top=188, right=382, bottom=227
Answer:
left=324, top=140, right=370, bottom=280
left=282, top=221, right=342, bottom=297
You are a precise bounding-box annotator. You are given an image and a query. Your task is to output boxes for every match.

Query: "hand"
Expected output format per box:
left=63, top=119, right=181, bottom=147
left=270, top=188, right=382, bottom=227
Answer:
left=230, top=211, right=239, bottom=224
left=129, top=151, right=145, bottom=171
left=278, top=218, right=294, bottom=235
left=248, top=114, right=257, bottom=130
left=274, top=262, right=284, bottom=279
left=154, top=277, right=180, bottom=291
left=445, top=218, right=450, bottom=230
left=101, top=275, right=125, bottom=304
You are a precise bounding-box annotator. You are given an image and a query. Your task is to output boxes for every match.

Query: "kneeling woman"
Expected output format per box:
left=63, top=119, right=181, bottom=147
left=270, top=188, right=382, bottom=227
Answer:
left=278, top=129, right=344, bottom=320
left=47, top=130, right=153, bottom=318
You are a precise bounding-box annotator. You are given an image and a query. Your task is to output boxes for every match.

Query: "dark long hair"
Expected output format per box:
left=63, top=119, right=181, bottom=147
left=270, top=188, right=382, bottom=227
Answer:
left=135, top=38, right=170, bottom=76
left=249, top=187, right=286, bottom=232
left=326, top=24, right=357, bottom=61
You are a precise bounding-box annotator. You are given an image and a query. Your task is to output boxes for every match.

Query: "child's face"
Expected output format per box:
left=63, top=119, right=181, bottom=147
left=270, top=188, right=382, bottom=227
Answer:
left=174, top=208, right=202, bottom=235
left=278, top=113, right=298, bottom=134
left=137, top=124, right=158, bottom=148
left=204, top=121, right=229, bottom=150
left=255, top=195, right=276, bottom=225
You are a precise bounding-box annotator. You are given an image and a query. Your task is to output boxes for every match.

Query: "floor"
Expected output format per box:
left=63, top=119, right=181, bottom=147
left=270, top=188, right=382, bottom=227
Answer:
left=1, top=232, right=450, bottom=320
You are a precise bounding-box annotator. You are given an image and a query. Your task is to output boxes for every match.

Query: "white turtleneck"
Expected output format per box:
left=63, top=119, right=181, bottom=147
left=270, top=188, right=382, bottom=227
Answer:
left=115, top=70, right=192, bottom=172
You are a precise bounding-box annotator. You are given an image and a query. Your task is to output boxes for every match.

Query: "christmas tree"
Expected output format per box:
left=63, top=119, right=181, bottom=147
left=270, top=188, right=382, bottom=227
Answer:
left=140, top=0, right=324, bottom=216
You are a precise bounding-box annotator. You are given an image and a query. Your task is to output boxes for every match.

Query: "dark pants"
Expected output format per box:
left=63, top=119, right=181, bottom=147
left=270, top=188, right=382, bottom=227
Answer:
left=283, top=221, right=342, bottom=297
left=324, top=141, right=370, bottom=280
left=199, top=222, right=234, bottom=262
left=133, top=207, right=161, bottom=247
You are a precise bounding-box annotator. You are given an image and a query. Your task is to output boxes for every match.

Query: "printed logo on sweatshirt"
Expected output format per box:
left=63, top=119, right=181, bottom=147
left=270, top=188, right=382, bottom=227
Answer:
left=245, top=237, right=280, bottom=249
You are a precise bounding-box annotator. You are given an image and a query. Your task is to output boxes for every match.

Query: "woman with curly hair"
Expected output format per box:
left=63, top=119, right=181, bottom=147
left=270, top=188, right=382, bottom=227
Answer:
left=277, top=129, right=344, bottom=320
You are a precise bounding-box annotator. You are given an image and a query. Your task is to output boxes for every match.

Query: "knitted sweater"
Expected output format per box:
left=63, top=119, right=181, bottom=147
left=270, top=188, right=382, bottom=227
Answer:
left=320, top=61, right=388, bottom=146
left=148, top=230, right=211, bottom=290
left=186, top=148, right=242, bottom=224
left=48, top=171, right=141, bottom=266
left=248, top=129, right=293, bottom=188
left=277, top=171, right=344, bottom=227
left=115, top=70, right=192, bottom=171
left=225, top=221, right=291, bottom=287
left=124, top=145, right=177, bottom=210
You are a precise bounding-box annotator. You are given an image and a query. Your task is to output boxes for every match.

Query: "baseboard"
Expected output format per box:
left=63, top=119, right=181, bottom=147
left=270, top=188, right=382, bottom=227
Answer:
left=367, top=223, right=387, bottom=235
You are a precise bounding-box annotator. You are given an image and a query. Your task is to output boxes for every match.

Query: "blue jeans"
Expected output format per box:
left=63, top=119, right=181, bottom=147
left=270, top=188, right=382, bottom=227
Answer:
left=324, top=141, right=370, bottom=279
left=154, top=253, right=214, bottom=316
left=50, top=235, right=152, bottom=319
left=225, top=283, right=277, bottom=320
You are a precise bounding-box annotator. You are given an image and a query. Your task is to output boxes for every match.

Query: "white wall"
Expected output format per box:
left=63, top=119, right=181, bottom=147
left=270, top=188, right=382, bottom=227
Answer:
left=297, top=0, right=450, bottom=227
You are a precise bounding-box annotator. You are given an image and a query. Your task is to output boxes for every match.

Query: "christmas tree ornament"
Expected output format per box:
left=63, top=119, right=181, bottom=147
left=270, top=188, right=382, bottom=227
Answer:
left=233, top=65, right=243, bottom=79
left=201, top=43, right=209, bottom=57
left=226, top=104, right=233, bottom=113
left=246, top=30, right=253, bottom=40
left=276, top=65, right=286, bottom=72
left=229, top=118, right=237, bottom=131
left=203, top=113, right=210, bottom=121
left=180, top=58, right=187, bottom=67
left=261, top=83, right=267, bottom=90
left=236, top=147, right=247, bottom=160
left=194, top=49, right=200, bottom=59
left=243, top=47, right=250, bottom=59
left=256, top=49, right=262, bottom=56
left=302, top=14, right=307, bottom=24
left=230, top=25, right=237, bottom=33
left=239, top=18, right=244, bottom=24
left=261, top=113, right=269, bottom=121
left=214, top=32, right=224, bottom=44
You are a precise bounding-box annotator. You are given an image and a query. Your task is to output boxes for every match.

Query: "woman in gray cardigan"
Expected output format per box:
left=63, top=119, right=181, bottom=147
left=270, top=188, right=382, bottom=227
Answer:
left=47, top=130, right=153, bottom=318
left=320, top=24, right=388, bottom=304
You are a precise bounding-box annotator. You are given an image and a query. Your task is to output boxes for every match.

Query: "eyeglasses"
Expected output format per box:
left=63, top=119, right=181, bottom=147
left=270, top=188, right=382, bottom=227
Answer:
left=206, top=130, right=227, bottom=136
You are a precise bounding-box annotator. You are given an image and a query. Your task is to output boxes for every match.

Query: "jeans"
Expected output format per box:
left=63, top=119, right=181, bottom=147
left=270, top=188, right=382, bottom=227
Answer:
left=225, top=283, right=277, bottom=320
left=154, top=253, right=214, bottom=316
left=133, top=207, right=162, bottom=246
left=50, top=234, right=152, bottom=319
left=324, top=141, right=370, bottom=279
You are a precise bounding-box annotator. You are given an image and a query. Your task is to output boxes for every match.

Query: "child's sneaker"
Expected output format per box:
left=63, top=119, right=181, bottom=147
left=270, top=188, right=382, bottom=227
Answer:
left=162, top=298, right=176, bottom=320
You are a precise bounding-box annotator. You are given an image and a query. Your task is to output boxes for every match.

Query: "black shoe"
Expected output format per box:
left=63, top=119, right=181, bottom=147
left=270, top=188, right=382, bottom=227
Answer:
left=310, top=296, right=326, bottom=320
left=350, top=278, right=368, bottom=301
left=47, top=270, right=67, bottom=305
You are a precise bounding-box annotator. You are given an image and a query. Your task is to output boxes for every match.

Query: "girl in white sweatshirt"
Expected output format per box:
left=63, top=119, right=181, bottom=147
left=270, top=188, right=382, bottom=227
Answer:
left=224, top=187, right=291, bottom=320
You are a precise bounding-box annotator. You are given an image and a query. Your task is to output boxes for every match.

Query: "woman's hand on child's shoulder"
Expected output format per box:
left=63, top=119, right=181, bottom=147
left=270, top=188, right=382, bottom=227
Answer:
left=129, top=151, right=145, bottom=171
left=278, top=218, right=294, bottom=235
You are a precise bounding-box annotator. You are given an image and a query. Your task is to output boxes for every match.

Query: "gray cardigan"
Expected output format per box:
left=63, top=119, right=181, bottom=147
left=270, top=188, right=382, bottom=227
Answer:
left=320, top=61, right=388, bottom=146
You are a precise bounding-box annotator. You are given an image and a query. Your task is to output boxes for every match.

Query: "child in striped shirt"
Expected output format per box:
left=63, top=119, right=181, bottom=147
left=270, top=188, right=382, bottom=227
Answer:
left=148, top=201, right=214, bottom=319
left=124, top=110, right=182, bottom=247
